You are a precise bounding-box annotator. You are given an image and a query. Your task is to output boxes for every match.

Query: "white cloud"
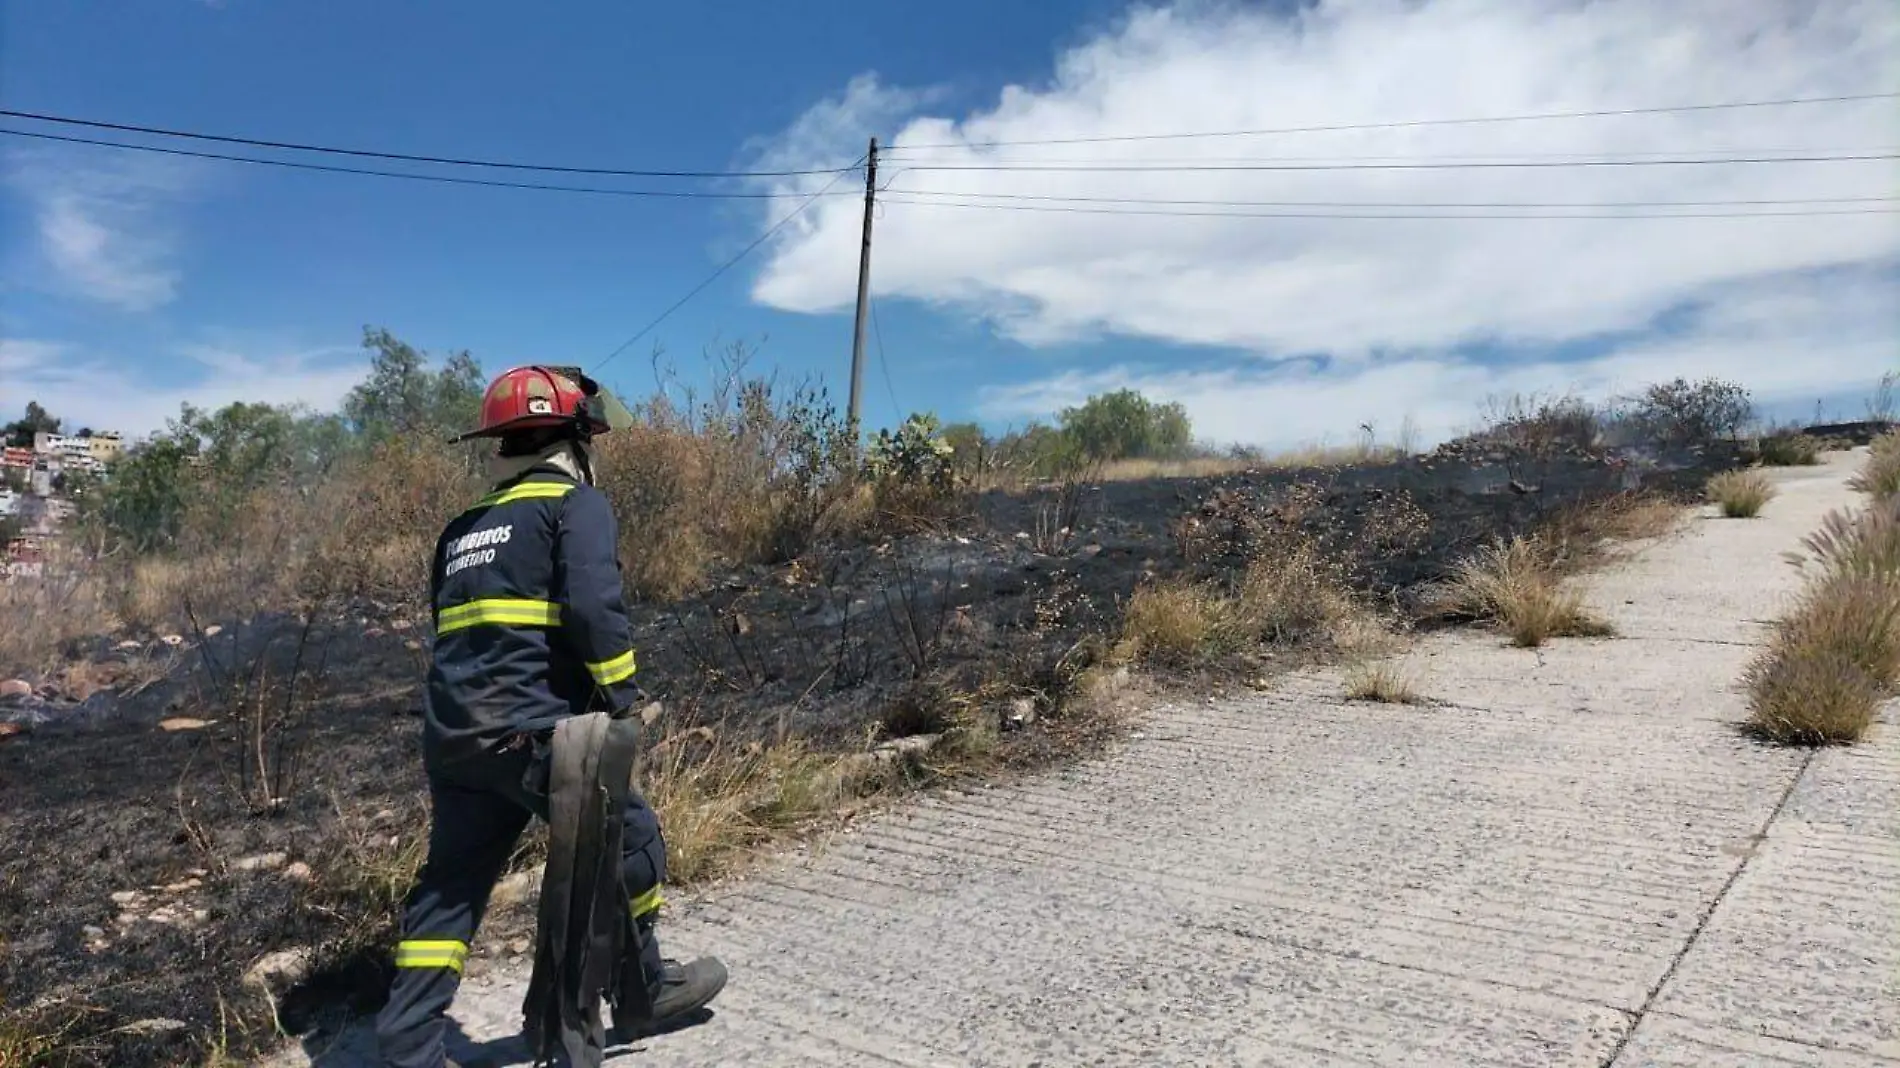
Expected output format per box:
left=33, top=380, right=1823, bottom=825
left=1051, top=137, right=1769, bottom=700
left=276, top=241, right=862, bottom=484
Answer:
left=747, top=0, right=1900, bottom=440
left=977, top=264, right=1900, bottom=449
left=0, top=337, right=365, bottom=437
left=4, top=148, right=199, bottom=312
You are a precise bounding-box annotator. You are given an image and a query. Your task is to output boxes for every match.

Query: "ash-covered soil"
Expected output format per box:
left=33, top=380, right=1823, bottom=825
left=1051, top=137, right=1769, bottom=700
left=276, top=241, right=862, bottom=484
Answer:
left=0, top=445, right=1730, bottom=1066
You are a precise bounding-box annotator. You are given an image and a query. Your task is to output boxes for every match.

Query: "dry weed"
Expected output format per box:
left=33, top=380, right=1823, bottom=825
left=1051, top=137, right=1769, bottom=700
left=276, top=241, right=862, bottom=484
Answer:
left=1798, top=499, right=1900, bottom=583
left=1540, top=492, right=1686, bottom=566
left=1706, top=470, right=1776, bottom=518
left=642, top=729, right=877, bottom=884
left=592, top=377, right=860, bottom=601
left=1230, top=542, right=1365, bottom=647
left=1755, top=432, right=1821, bottom=467
left=1119, top=538, right=1378, bottom=664
left=0, top=1003, right=97, bottom=1068
left=1097, top=456, right=1256, bottom=481
left=1744, top=497, right=1900, bottom=746
left=1343, top=662, right=1422, bottom=704
left=1848, top=430, right=1900, bottom=501
left=0, top=555, right=115, bottom=677
left=1118, top=581, right=1227, bottom=664
left=1428, top=536, right=1613, bottom=647
left=1744, top=630, right=1885, bottom=745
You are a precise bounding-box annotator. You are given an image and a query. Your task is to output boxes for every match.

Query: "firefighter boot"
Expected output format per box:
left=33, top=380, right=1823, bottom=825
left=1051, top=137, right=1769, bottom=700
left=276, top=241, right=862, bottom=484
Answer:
left=611, top=916, right=727, bottom=1038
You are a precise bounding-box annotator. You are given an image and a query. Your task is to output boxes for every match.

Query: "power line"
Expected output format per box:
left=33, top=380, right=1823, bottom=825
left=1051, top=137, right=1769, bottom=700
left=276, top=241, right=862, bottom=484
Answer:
left=0, top=127, right=858, bottom=201
left=879, top=196, right=1900, bottom=220
left=0, top=107, right=855, bottom=178
left=870, top=292, right=900, bottom=418
left=887, top=189, right=1900, bottom=210
left=883, top=148, right=1900, bottom=168
left=15, top=125, right=1892, bottom=204
left=886, top=152, right=1900, bottom=174
left=895, top=91, right=1900, bottom=149
left=593, top=157, right=865, bottom=372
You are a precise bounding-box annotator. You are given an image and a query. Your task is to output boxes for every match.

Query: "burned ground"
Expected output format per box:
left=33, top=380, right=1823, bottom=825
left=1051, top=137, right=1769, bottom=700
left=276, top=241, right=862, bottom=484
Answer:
left=0, top=444, right=1731, bottom=1067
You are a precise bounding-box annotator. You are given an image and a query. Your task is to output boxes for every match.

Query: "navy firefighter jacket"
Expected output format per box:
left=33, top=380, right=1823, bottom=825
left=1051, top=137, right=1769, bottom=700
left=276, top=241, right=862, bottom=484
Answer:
left=421, top=465, right=642, bottom=771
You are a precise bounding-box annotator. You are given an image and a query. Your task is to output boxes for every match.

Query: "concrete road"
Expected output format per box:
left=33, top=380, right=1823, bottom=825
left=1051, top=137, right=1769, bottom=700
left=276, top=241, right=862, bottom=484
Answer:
left=288, top=451, right=1899, bottom=1067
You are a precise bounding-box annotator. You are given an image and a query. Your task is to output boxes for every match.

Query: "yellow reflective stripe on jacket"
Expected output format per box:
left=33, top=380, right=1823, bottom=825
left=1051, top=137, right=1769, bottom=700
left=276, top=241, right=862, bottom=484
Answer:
left=436, top=597, right=562, bottom=635
left=394, top=938, right=469, bottom=972
left=586, top=649, right=637, bottom=686
left=475, top=480, right=577, bottom=508
left=630, top=885, right=665, bottom=918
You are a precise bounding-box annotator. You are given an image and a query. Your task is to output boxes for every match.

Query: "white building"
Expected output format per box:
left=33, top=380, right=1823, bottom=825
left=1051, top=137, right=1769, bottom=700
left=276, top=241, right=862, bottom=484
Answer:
left=0, top=489, right=16, bottom=517
left=33, top=431, right=121, bottom=468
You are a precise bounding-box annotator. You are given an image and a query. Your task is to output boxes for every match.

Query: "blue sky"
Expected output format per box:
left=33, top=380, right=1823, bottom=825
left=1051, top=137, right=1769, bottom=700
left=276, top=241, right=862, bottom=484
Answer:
left=2, top=0, right=1896, bottom=446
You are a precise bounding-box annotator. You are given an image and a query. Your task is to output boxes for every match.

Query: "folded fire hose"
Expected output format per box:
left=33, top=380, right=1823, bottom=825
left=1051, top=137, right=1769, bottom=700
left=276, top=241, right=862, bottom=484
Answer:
left=521, top=708, right=653, bottom=1067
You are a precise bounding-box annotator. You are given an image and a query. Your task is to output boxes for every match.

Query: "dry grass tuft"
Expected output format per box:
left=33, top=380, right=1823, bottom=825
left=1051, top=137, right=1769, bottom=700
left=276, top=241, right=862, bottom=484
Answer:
left=1428, top=536, right=1613, bottom=647
left=1744, top=499, right=1900, bottom=745
left=1119, top=537, right=1379, bottom=665
left=642, top=729, right=890, bottom=884
left=1755, top=432, right=1821, bottom=467
left=1798, top=497, right=1900, bottom=583
left=1118, top=581, right=1228, bottom=664
left=0, top=1005, right=95, bottom=1068
left=1229, top=542, right=1368, bottom=647
left=1848, top=430, right=1900, bottom=502
left=1706, top=469, right=1776, bottom=518
left=1097, top=456, right=1256, bottom=482
left=1744, top=618, right=1887, bottom=745
left=1537, top=491, right=1687, bottom=571
left=1342, top=662, right=1422, bottom=704
left=1093, top=438, right=1409, bottom=483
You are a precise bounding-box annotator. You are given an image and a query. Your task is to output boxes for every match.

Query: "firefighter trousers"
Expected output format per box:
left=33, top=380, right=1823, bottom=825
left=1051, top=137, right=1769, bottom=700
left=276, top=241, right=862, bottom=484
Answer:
left=374, top=740, right=667, bottom=1068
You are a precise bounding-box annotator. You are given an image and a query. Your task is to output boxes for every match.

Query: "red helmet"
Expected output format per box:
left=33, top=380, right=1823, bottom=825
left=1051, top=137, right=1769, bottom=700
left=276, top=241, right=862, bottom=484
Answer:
left=454, top=365, right=613, bottom=442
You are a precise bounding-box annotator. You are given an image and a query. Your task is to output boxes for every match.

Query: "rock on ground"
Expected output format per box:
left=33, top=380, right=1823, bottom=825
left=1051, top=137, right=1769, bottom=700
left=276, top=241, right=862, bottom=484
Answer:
left=274, top=451, right=1898, bottom=1067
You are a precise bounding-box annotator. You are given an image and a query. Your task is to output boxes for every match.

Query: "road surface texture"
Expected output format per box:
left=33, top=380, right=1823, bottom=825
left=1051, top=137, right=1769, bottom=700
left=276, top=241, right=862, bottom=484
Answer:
left=283, top=450, right=1898, bottom=1067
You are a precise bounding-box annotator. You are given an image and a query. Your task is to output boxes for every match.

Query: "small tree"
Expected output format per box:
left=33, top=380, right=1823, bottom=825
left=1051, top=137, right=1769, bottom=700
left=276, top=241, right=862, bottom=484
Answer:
left=4, top=401, right=60, bottom=447
left=76, top=432, right=199, bottom=552
left=341, top=327, right=485, bottom=443
left=1058, top=389, right=1193, bottom=461
left=1621, top=378, right=1753, bottom=447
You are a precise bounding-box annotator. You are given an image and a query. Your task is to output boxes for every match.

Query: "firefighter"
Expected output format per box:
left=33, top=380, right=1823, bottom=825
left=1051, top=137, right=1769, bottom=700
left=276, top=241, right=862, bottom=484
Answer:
left=376, top=365, right=726, bottom=1068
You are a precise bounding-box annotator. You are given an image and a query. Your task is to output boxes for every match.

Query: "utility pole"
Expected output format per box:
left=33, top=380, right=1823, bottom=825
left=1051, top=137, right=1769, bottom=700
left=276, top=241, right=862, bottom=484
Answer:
left=847, top=137, right=878, bottom=437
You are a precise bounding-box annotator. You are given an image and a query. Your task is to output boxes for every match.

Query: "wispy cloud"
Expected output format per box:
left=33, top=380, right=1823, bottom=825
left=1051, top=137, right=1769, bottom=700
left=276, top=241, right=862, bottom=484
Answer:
left=976, top=263, right=1900, bottom=449
left=751, top=0, right=1900, bottom=443
left=0, top=335, right=366, bottom=436
left=3, top=146, right=201, bottom=312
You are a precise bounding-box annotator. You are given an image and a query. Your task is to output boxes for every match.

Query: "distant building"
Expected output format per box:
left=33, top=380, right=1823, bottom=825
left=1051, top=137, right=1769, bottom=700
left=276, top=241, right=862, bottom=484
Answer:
left=88, top=431, right=124, bottom=464
left=33, top=430, right=122, bottom=468
left=0, top=447, right=30, bottom=471
left=58, top=454, right=104, bottom=478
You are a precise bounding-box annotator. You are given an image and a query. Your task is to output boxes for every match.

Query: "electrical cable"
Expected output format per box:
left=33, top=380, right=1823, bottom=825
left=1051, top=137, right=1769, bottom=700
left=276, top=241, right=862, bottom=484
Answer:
left=0, top=127, right=857, bottom=201
left=884, top=189, right=1899, bottom=210
left=0, top=107, right=855, bottom=178
left=593, top=159, right=865, bottom=372
left=894, top=90, right=1900, bottom=149
left=870, top=292, right=901, bottom=418
left=881, top=145, right=1900, bottom=165
left=884, top=152, right=1900, bottom=174
left=879, top=196, right=1899, bottom=220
